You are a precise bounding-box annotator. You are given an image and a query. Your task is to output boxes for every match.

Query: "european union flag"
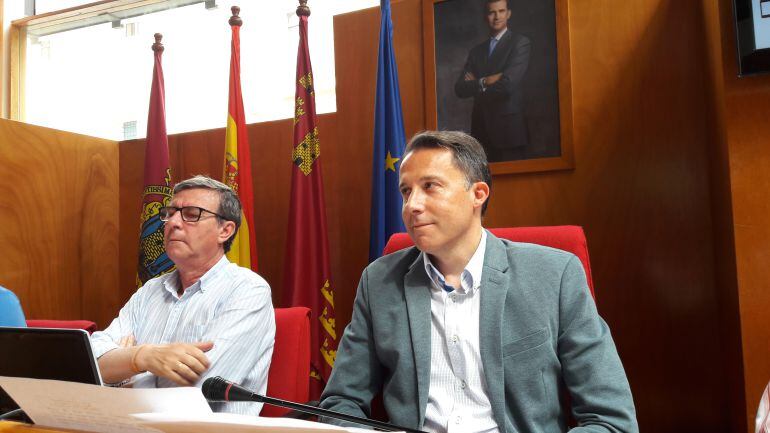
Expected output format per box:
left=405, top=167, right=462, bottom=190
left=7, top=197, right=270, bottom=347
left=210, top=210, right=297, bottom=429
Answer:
left=369, top=0, right=406, bottom=262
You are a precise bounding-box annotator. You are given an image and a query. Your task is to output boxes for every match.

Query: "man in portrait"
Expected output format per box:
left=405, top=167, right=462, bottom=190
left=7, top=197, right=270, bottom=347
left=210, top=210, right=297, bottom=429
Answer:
left=455, top=0, right=531, bottom=162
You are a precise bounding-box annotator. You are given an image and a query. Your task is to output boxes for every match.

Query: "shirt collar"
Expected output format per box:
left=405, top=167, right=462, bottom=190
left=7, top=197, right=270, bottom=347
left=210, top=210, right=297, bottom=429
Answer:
left=198, top=255, right=230, bottom=292
left=422, top=229, right=487, bottom=294
left=162, top=255, right=230, bottom=297
left=492, top=28, right=508, bottom=42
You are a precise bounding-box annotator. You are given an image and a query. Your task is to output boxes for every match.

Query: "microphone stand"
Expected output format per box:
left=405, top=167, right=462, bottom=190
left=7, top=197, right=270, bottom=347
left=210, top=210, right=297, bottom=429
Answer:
left=251, top=393, right=425, bottom=433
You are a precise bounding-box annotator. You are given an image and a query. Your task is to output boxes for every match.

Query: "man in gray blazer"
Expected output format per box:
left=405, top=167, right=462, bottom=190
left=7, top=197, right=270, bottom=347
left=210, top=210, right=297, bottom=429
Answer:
left=320, top=131, right=638, bottom=433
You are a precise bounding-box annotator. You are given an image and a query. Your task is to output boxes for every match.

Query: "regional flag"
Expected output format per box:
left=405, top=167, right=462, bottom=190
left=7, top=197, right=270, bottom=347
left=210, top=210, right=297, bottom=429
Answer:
left=369, top=0, right=406, bottom=262
left=283, top=3, right=337, bottom=400
left=223, top=6, right=258, bottom=271
left=137, top=33, right=174, bottom=286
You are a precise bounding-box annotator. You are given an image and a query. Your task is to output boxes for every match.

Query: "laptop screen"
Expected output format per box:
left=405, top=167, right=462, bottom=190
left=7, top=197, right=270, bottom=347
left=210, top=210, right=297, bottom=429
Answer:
left=0, top=327, right=102, bottom=413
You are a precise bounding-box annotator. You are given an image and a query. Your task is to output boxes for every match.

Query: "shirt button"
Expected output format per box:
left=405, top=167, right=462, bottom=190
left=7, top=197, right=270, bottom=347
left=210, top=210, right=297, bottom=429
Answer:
left=460, top=380, right=467, bottom=389
left=455, top=416, right=462, bottom=424
left=452, top=335, right=459, bottom=343
left=451, top=294, right=457, bottom=302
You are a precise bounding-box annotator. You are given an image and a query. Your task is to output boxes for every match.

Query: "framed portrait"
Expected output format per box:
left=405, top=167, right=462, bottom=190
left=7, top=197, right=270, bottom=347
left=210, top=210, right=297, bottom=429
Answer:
left=422, top=0, right=574, bottom=175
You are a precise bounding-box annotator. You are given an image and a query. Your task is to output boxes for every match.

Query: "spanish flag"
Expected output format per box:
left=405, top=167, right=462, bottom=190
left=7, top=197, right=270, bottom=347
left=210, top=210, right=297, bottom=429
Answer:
left=283, top=3, right=337, bottom=400
left=223, top=6, right=257, bottom=270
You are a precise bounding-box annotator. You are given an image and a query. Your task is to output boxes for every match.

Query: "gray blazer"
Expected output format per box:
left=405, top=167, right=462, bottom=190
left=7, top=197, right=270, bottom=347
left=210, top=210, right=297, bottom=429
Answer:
left=320, top=232, right=638, bottom=433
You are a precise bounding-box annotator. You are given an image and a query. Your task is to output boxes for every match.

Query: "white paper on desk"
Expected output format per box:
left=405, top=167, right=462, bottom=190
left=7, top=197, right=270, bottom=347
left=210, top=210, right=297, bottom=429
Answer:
left=134, top=412, right=352, bottom=433
left=0, top=376, right=211, bottom=433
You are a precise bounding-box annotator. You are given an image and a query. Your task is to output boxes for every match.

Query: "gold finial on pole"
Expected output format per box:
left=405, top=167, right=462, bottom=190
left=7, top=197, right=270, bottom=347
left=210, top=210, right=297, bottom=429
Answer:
left=296, top=0, right=310, bottom=17
left=229, top=5, right=242, bottom=26
left=152, top=33, right=163, bottom=53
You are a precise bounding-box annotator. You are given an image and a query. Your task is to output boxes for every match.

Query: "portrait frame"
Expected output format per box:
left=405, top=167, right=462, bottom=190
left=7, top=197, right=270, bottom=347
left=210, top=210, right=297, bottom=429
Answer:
left=422, top=0, right=574, bottom=175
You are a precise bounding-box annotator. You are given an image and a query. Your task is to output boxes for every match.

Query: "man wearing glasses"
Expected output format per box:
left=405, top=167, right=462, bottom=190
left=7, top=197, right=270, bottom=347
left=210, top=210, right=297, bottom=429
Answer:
left=90, top=175, right=275, bottom=416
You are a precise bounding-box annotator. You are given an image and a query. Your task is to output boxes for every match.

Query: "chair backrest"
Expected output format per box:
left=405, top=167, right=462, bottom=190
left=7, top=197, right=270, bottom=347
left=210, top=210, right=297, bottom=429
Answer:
left=260, top=307, right=311, bottom=417
left=382, top=226, right=595, bottom=296
left=26, top=320, right=98, bottom=334
left=0, top=287, right=26, bottom=327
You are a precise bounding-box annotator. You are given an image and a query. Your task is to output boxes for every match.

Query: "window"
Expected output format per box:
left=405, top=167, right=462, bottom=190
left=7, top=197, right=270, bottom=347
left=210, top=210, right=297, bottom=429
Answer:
left=12, top=0, right=378, bottom=140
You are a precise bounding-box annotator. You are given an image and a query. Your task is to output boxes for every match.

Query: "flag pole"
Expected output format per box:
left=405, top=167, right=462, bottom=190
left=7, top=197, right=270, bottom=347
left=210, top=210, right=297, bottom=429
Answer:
left=297, top=0, right=309, bottom=17
left=229, top=5, right=242, bottom=26
left=152, top=33, right=163, bottom=53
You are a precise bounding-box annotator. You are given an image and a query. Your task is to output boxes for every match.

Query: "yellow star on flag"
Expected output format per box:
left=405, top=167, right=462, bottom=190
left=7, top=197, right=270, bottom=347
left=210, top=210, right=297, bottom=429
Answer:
left=385, top=151, right=400, bottom=172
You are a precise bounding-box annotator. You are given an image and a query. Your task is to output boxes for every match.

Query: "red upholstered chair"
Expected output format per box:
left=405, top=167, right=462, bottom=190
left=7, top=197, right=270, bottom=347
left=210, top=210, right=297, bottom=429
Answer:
left=260, top=307, right=311, bottom=417
left=382, top=226, right=595, bottom=297
left=26, top=320, right=98, bottom=334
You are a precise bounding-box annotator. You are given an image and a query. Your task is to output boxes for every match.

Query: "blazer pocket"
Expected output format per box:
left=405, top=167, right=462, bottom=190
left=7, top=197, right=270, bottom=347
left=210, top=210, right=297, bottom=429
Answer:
left=502, top=328, right=549, bottom=358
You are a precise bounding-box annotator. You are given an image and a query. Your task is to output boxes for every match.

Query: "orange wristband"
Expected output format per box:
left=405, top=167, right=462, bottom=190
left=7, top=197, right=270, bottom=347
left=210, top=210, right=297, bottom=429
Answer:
left=130, top=345, right=147, bottom=374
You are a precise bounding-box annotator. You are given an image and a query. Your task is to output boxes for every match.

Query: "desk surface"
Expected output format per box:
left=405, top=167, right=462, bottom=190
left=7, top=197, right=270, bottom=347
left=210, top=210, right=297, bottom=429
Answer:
left=0, top=422, right=67, bottom=433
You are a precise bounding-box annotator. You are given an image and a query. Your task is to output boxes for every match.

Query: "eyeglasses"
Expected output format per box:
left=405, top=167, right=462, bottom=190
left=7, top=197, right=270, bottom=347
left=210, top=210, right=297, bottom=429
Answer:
left=158, top=206, right=227, bottom=222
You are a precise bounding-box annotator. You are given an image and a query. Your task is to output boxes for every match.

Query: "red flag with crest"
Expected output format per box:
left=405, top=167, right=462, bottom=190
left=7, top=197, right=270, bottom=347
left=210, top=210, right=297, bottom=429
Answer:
left=137, top=33, right=174, bottom=286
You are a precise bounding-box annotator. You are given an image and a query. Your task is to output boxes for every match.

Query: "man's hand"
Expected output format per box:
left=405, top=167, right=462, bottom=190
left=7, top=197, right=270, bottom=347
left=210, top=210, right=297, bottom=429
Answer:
left=483, top=72, right=503, bottom=86
left=464, top=71, right=476, bottom=81
left=133, top=341, right=213, bottom=386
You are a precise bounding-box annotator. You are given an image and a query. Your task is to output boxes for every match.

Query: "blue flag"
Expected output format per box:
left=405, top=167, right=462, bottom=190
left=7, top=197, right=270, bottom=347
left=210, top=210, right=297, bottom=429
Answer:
left=369, top=0, right=407, bottom=262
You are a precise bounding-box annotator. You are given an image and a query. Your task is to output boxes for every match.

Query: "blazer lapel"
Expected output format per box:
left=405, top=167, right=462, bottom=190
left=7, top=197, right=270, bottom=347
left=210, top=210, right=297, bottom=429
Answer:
left=403, top=252, right=432, bottom=427
left=479, top=232, right=511, bottom=431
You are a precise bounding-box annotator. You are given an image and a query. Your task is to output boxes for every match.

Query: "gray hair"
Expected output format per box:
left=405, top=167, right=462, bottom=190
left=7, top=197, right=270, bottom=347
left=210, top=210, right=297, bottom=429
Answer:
left=404, top=130, right=492, bottom=215
left=173, top=175, right=241, bottom=253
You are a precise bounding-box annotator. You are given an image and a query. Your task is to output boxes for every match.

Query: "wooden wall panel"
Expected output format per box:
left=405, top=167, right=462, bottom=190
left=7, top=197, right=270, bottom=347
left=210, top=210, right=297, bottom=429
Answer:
left=701, top=0, right=747, bottom=431
left=0, top=119, right=120, bottom=329
left=0, top=1, right=755, bottom=430
left=711, top=0, right=770, bottom=426
left=113, top=1, right=736, bottom=431
left=332, top=1, right=729, bottom=431
left=335, top=0, right=727, bottom=432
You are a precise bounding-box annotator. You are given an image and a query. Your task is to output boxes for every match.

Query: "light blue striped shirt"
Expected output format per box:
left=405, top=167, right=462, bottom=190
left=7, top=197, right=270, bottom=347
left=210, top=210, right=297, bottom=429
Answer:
left=90, top=255, right=275, bottom=416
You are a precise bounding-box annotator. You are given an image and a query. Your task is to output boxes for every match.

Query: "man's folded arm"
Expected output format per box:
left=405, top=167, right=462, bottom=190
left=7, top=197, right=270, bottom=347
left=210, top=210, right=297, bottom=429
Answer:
left=484, top=35, right=531, bottom=100
left=557, top=255, right=639, bottom=433
left=90, top=288, right=144, bottom=384
left=319, top=268, right=383, bottom=426
left=455, top=55, right=482, bottom=98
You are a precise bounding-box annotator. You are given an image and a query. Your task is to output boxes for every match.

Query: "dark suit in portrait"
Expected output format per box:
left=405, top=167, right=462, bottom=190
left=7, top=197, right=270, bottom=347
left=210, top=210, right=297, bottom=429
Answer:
left=455, top=30, right=531, bottom=162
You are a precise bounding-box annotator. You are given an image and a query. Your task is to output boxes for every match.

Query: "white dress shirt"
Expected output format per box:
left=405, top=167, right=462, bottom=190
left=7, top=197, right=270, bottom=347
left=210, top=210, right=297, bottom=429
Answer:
left=422, top=230, right=499, bottom=433
left=90, top=256, right=275, bottom=416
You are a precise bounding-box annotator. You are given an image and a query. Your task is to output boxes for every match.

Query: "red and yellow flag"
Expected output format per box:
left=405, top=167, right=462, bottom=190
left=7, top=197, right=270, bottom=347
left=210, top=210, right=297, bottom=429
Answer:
left=138, top=33, right=174, bottom=286
left=283, top=5, right=337, bottom=400
left=223, top=7, right=257, bottom=270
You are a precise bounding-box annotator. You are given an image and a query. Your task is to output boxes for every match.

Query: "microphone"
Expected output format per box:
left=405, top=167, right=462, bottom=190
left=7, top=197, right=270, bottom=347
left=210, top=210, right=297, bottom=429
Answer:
left=202, top=376, right=425, bottom=433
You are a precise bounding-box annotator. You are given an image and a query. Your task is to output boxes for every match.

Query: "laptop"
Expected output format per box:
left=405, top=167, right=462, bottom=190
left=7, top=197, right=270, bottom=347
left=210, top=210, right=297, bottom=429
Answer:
left=0, top=327, right=102, bottom=414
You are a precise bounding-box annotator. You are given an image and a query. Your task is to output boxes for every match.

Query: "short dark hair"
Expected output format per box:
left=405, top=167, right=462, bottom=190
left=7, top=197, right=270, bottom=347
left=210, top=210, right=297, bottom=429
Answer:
left=484, top=0, right=511, bottom=13
left=404, top=130, right=492, bottom=215
left=173, top=175, right=241, bottom=253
